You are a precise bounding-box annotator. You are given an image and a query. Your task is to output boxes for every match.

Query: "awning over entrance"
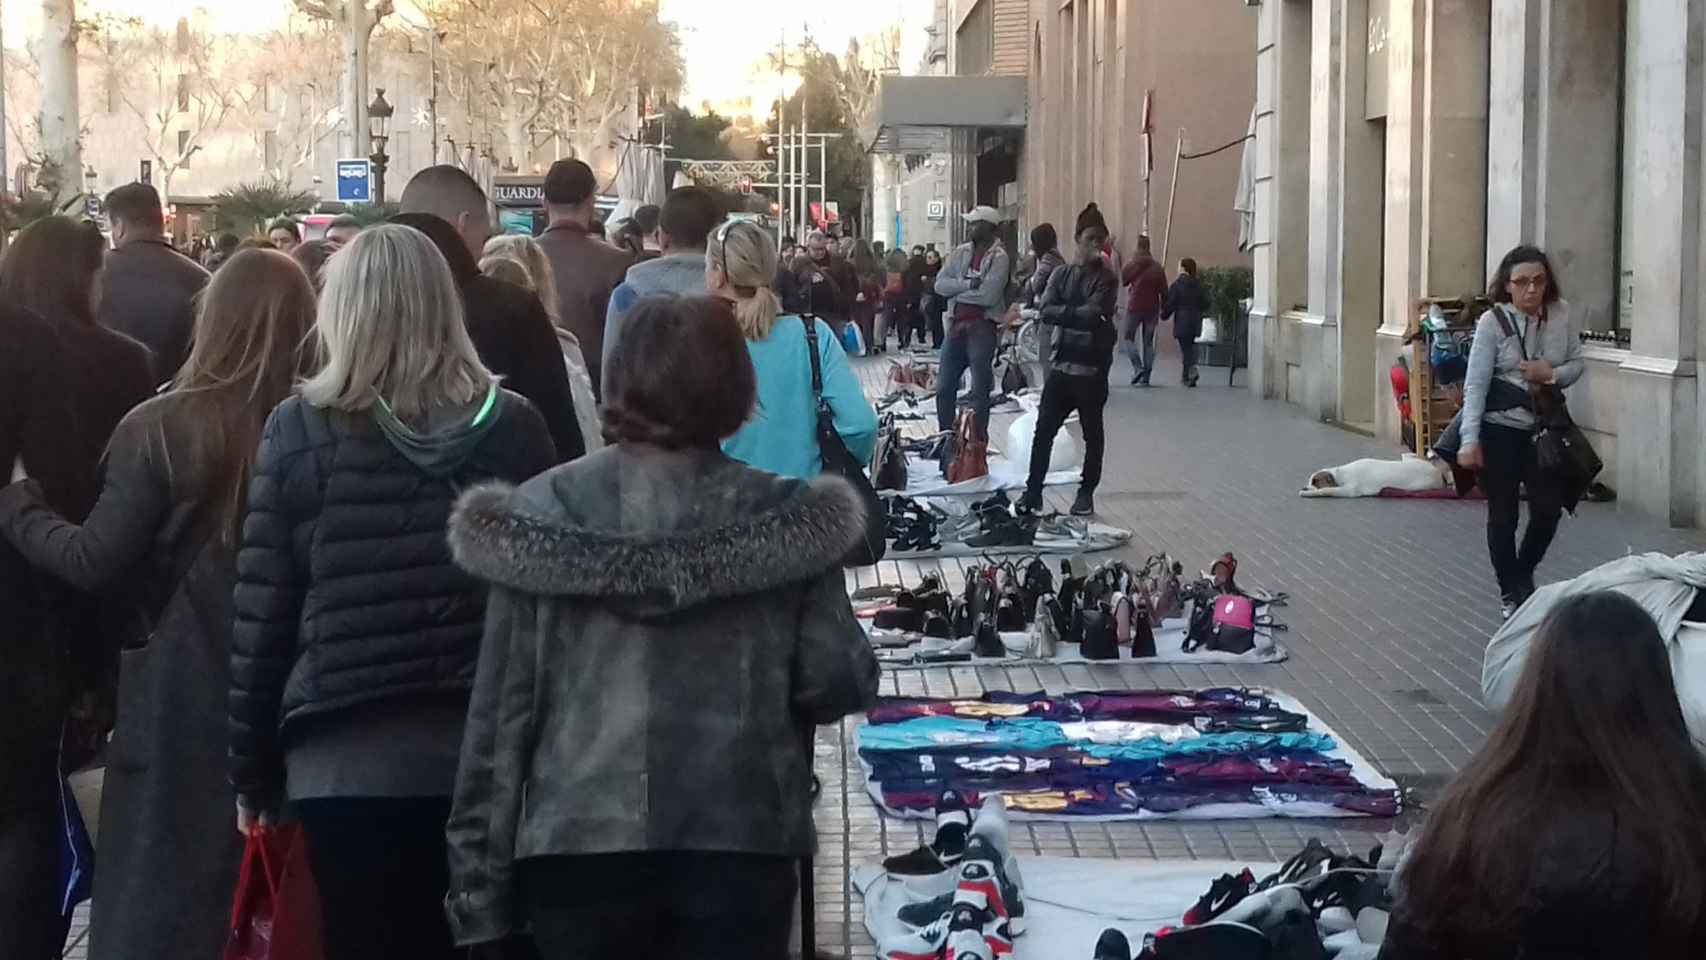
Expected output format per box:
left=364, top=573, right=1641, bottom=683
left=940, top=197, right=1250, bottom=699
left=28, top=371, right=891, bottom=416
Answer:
left=866, top=76, right=1027, bottom=154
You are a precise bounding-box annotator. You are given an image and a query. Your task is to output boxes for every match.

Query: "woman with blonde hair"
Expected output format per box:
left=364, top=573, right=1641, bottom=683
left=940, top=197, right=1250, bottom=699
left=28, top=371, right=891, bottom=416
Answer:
left=0, top=248, right=316, bottom=960
left=482, top=233, right=603, bottom=453
left=710, top=220, right=877, bottom=479
left=230, top=225, right=555, bottom=960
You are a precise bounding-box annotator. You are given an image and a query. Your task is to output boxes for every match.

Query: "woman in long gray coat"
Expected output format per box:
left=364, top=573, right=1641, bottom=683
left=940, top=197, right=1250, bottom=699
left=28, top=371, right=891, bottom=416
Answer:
left=0, top=250, right=317, bottom=960
left=444, top=295, right=879, bottom=959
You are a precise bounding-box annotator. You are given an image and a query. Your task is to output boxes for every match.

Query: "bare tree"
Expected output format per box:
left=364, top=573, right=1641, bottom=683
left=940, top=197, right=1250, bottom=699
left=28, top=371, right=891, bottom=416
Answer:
left=421, top=0, right=681, bottom=179
left=35, top=0, right=82, bottom=202
left=292, top=0, right=395, bottom=159
left=232, top=22, right=343, bottom=184
left=105, top=20, right=238, bottom=200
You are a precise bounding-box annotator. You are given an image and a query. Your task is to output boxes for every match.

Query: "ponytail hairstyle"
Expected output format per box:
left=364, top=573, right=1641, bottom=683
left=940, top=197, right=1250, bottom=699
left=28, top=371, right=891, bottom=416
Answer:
left=708, top=219, right=782, bottom=341
left=1074, top=203, right=1109, bottom=241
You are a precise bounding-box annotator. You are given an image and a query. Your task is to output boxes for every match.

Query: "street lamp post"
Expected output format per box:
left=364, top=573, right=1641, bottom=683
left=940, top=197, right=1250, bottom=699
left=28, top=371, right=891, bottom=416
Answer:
left=367, top=88, right=394, bottom=204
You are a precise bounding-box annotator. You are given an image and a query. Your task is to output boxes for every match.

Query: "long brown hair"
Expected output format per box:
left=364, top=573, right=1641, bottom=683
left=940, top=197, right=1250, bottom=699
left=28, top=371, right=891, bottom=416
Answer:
left=171, top=249, right=318, bottom=541
left=1400, top=591, right=1706, bottom=951
left=0, top=216, right=106, bottom=326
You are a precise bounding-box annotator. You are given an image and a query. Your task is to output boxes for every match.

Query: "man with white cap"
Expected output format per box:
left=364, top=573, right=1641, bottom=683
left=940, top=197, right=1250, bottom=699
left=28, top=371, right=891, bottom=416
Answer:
left=933, top=205, right=1012, bottom=441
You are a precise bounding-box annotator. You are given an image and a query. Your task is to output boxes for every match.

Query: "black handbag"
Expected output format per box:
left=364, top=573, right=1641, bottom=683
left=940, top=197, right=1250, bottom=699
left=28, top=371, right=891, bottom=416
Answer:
left=803, top=316, right=887, bottom=567
left=1493, top=307, right=1603, bottom=500
left=870, top=414, right=908, bottom=492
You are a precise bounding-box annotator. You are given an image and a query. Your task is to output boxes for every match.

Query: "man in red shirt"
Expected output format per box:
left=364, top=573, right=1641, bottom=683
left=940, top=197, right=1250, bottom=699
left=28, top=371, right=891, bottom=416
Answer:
left=1119, top=235, right=1169, bottom=386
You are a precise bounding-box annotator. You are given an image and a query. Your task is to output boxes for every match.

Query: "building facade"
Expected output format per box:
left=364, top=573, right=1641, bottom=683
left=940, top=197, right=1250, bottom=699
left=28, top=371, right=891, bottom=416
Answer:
left=1026, top=0, right=1256, bottom=269
left=871, top=0, right=1255, bottom=267
left=1246, top=0, right=1703, bottom=528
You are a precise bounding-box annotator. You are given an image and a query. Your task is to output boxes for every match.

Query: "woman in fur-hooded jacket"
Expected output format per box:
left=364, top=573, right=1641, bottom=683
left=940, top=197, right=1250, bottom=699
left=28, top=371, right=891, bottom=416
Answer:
left=444, top=295, right=880, bottom=959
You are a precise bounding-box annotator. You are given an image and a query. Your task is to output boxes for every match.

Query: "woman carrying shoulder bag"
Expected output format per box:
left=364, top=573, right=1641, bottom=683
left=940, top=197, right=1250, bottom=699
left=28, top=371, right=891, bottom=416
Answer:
left=712, top=220, right=879, bottom=480
left=1456, top=245, right=1584, bottom=619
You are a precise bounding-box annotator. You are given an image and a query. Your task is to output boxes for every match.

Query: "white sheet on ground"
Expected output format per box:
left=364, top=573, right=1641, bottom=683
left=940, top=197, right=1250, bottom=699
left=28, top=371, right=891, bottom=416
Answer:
left=855, top=857, right=1281, bottom=960
left=899, top=454, right=1081, bottom=497
left=862, top=692, right=1399, bottom=822
left=1482, top=551, right=1706, bottom=741
left=866, top=617, right=1290, bottom=666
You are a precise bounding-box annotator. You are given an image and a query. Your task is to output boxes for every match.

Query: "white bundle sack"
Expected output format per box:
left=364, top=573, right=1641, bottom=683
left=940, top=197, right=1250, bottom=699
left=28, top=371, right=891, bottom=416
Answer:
left=1007, top=404, right=1083, bottom=474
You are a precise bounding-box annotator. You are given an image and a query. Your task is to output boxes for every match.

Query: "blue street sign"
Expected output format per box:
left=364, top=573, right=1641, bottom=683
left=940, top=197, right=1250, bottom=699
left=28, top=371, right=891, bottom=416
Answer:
left=336, top=159, right=372, bottom=203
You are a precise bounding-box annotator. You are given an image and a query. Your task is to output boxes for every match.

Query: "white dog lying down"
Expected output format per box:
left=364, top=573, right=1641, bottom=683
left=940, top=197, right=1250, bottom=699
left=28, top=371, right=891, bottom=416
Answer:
left=1302, top=453, right=1448, bottom=498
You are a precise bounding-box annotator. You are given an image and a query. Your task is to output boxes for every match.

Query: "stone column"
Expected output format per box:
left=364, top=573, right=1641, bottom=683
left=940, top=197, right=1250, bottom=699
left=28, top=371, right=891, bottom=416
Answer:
left=1249, top=0, right=1313, bottom=400
left=1339, top=0, right=1386, bottom=426
left=1302, top=0, right=1345, bottom=423
left=1622, top=0, right=1702, bottom=526
left=1377, top=0, right=1427, bottom=441
left=1485, top=0, right=1620, bottom=328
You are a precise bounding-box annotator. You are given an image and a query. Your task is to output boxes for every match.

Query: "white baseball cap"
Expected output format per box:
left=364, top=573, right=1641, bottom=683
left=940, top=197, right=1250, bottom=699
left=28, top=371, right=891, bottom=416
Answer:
left=962, top=205, right=1002, bottom=226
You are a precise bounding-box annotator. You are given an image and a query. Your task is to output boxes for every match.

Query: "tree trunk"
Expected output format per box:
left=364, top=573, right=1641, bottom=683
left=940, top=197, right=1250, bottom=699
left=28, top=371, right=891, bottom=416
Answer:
left=504, top=111, right=527, bottom=173
left=339, top=0, right=370, bottom=161
left=38, top=0, right=82, bottom=204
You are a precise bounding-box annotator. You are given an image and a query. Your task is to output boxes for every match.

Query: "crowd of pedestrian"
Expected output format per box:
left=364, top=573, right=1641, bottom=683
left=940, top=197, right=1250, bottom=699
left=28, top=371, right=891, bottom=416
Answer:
left=3, top=156, right=1700, bottom=960
left=0, top=162, right=880, bottom=960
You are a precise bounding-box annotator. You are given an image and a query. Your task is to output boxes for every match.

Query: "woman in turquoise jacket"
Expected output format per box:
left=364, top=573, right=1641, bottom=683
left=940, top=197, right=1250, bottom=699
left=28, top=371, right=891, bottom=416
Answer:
left=710, top=220, right=878, bottom=480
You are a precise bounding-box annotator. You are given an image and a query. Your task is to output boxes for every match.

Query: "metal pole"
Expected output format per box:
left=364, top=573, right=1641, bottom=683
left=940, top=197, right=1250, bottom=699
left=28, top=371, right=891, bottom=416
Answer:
left=428, top=29, right=441, bottom=164
left=1161, top=129, right=1185, bottom=268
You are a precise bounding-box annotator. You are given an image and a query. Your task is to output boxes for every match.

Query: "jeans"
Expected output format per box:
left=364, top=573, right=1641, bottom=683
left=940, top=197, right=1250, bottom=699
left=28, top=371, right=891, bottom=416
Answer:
left=1479, top=422, right=1564, bottom=598
left=520, top=852, right=798, bottom=960
left=1124, top=314, right=1158, bottom=381
left=297, top=797, right=460, bottom=960
left=1026, top=370, right=1108, bottom=496
left=926, top=297, right=946, bottom=349
left=937, top=319, right=998, bottom=440
left=1178, top=337, right=1199, bottom=385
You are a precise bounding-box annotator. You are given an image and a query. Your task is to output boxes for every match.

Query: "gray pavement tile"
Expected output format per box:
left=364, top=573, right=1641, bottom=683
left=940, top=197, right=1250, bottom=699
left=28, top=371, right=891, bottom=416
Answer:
left=808, top=355, right=1706, bottom=958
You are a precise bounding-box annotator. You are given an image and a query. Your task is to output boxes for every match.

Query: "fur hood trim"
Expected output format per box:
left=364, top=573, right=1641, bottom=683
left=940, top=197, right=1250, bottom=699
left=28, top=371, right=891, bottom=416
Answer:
left=449, top=474, right=864, bottom=609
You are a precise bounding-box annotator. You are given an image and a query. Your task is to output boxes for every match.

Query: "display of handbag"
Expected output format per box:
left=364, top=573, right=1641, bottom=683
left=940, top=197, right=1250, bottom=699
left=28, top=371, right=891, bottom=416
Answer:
left=1209, top=594, right=1259, bottom=655
left=946, top=409, right=989, bottom=484
left=802, top=317, right=887, bottom=566
left=870, top=415, right=908, bottom=492
left=1077, top=603, right=1119, bottom=660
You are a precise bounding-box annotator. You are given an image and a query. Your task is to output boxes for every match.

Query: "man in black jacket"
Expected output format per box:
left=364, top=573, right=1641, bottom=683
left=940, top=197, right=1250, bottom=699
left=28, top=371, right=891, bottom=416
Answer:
left=99, top=183, right=211, bottom=385
left=1018, top=204, right=1119, bottom=518
left=396, top=167, right=584, bottom=460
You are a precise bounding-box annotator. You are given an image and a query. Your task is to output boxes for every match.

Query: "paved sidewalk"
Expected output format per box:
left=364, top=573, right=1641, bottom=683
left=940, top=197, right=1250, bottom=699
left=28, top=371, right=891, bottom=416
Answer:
left=815, top=349, right=1706, bottom=958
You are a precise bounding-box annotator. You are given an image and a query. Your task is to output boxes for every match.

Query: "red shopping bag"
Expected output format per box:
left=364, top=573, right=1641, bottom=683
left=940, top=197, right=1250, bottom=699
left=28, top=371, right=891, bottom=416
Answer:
left=223, top=825, right=325, bottom=960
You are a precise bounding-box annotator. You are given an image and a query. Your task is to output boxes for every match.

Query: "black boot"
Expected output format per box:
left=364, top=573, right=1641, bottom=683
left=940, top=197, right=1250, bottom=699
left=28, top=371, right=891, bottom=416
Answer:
left=1071, top=489, right=1095, bottom=517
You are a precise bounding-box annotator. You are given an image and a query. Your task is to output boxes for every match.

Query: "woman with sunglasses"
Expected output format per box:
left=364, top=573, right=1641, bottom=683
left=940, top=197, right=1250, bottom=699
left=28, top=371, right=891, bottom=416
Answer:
left=1456, top=245, right=1584, bottom=619
left=710, top=220, right=878, bottom=480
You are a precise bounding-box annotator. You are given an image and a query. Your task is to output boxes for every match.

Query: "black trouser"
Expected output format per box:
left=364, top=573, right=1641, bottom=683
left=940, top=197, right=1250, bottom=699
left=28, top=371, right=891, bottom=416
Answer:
left=520, top=852, right=798, bottom=960
left=1026, top=370, right=1108, bottom=496
left=926, top=297, right=946, bottom=348
left=297, top=796, right=459, bottom=960
left=1178, top=336, right=1199, bottom=384
left=0, top=754, right=70, bottom=960
left=1479, top=422, right=1564, bottom=598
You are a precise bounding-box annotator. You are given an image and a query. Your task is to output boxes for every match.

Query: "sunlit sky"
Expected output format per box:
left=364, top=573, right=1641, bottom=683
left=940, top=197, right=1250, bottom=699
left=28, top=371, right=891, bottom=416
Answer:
left=3, top=0, right=932, bottom=115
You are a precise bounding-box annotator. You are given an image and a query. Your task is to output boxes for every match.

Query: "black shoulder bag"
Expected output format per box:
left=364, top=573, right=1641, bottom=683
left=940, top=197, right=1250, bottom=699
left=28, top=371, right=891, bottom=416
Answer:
left=802, top=315, right=888, bottom=566
left=1494, top=306, right=1602, bottom=503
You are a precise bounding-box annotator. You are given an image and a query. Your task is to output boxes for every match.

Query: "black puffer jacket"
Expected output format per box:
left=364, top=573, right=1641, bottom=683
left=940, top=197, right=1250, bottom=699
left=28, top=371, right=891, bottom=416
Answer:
left=443, top=446, right=879, bottom=945
left=229, top=391, right=555, bottom=810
